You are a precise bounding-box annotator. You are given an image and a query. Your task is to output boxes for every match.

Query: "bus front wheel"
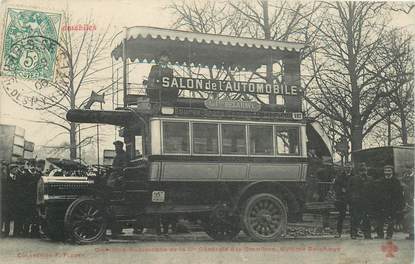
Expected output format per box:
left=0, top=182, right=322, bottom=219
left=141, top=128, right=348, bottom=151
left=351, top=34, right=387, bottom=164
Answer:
left=64, top=197, right=107, bottom=244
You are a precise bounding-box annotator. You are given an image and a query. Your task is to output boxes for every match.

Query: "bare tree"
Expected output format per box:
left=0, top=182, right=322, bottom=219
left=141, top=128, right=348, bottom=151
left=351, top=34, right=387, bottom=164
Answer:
left=375, top=30, right=414, bottom=145
left=303, top=2, right=412, bottom=155
left=169, top=0, right=320, bottom=104
left=228, top=0, right=321, bottom=103
left=35, top=12, right=115, bottom=160
left=389, top=2, right=415, bottom=14
left=170, top=0, right=248, bottom=36
left=169, top=0, right=251, bottom=100
left=169, top=1, right=414, bottom=154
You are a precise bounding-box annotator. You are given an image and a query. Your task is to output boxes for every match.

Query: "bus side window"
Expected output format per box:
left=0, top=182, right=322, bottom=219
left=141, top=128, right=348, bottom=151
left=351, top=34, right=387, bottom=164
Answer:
left=192, top=123, right=219, bottom=154
left=163, top=121, right=190, bottom=154
left=222, top=124, right=247, bottom=155
left=249, top=125, right=274, bottom=155
left=275, top=126, right=299, bottom=155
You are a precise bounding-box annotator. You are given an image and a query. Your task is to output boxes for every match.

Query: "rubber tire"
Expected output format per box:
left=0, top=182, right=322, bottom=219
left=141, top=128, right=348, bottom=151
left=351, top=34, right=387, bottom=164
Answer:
left=241, top=193, right=287, bottom=241
left=64, top=197, right=107, bottom=244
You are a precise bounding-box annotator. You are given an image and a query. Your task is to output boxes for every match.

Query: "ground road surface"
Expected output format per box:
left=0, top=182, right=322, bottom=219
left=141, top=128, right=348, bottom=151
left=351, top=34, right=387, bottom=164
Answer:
left=0, top=231, right=413, bottom=264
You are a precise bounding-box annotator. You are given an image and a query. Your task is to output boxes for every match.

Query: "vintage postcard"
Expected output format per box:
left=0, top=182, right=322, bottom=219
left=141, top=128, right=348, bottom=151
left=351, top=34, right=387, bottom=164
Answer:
left=0, top=0, right=413, bottom=263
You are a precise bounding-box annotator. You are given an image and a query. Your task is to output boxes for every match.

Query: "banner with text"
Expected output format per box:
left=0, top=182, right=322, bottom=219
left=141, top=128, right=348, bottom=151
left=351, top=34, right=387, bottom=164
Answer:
left=161, top=77, right=299, bottom=96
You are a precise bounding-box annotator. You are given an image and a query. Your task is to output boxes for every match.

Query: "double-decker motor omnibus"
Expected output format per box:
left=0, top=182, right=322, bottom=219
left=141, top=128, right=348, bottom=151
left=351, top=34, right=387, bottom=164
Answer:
left=36, top=26, right=332, bottom=243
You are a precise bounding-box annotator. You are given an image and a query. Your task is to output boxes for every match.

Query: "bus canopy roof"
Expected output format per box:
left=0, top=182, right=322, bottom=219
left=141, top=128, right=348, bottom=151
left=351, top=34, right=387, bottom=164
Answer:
left=66, top=109, right=135, bottom=126
left=111, top=26, right=305, bottom=70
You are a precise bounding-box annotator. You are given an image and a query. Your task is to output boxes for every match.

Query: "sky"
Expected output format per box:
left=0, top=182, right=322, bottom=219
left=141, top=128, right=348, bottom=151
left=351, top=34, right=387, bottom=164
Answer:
left=0, top=0, right=414, bottom=162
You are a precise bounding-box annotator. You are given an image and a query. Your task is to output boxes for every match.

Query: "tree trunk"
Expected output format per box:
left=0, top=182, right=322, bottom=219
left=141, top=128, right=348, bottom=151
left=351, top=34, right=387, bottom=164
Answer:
left=350, top=102, right=363, bottom=154
left=69, top=60, right=76, bottom=160
left=349, top=57, right=363, bottom=155
left=345, top=140, right=350, bottom=163
left=69, top=122, right=77, bottom=160
left=387, top=116, right=392, bottom=146
left=262, top=0, right=275, bottom=104
left=400, top=110, right=408, bottom=145
left=346, top=3, right=363, bottom=159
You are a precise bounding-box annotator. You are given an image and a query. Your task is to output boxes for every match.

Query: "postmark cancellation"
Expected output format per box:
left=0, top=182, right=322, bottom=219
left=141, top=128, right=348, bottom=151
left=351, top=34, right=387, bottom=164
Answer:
left=0, top=7, right=65, bottom=110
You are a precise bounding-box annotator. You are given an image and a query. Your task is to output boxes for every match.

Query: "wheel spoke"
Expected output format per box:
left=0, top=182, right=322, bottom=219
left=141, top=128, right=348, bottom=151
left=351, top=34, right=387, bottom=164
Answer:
left=78, top=203, right=88, bottom=214
left=265, top=226, right=271, bottom=235
left=73, top=225, right=82, bottom=234
left=72, top=213, right=83, bottom=220
left=94, top=216, right=104, bottom=223
left=72, top=219, right=84, bottom=227
left=268, top=205, right=277, bottom=212
left=264, top=200, right=272, bottom=210
left=272, top=215, right=281, bottom=221
left=91, top=209, right=100, bottom=216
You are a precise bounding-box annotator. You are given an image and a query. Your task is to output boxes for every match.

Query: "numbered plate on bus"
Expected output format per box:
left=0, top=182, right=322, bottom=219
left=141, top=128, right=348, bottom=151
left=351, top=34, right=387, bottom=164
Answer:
left=152, top=191, right=165, bottom=202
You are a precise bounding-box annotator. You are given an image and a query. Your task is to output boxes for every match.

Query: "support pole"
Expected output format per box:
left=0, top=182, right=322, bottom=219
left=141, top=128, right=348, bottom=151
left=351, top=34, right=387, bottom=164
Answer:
left=122, top=27, right=128, bottom=108
left=283, top=54, right=302, bottom=112
left=96, top=123, right=100, bottom=166
left=78, top=124, right=81, bottom=161
left=262, top=0, right=275, bottom=105
left=96, top=102, right=104, bottom=167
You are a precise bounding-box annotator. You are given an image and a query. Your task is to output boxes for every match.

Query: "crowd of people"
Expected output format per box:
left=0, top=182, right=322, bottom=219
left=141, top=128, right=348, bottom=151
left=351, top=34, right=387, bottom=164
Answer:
left=333, top=162, right=414, bottom=240
left=1, top=159, right=45, bottom=238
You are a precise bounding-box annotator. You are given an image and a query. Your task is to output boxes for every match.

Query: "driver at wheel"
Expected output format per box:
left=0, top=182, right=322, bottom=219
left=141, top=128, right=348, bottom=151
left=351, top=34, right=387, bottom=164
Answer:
left=106, top=140, right=129, bottom=238
left=106, top=140, right=128, bottom=188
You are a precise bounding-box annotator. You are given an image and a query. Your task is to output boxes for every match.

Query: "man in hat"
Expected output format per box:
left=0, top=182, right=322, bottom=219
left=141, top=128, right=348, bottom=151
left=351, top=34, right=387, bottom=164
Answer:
left=401, top=164, right=414, bottom=240
left=145, top=52, right=178, bottom=105
left=333, top=163, right=353, bottom=238
left=348, top=162, right=373, bottom=239
left=106, top=141, right=129, bottom=237
left=1, top=161, right=12, bottom=237
left=374, top=165, right=404, bottom=239
left=107, top=140, right=129, bottom=188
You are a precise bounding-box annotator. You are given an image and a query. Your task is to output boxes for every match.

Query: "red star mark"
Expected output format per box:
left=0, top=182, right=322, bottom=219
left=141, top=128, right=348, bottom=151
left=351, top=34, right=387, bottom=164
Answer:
left=381, top=241, right=398, bottom=258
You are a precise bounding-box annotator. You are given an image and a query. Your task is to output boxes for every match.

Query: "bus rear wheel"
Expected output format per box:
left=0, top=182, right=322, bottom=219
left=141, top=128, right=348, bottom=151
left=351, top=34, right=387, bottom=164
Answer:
left=241, top=193, right=287, bottom=241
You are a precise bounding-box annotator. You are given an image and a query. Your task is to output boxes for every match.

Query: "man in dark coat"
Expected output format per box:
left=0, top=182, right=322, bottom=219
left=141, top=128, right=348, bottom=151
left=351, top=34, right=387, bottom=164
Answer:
left=106, top=141, right=129, bottom=237
left=13, top=163, right=32, bottom=237
left=333, top=164, right=352, bottom=238
left=146, top=53, right=178, bottom=105
left=27, top=161, right=43, bottom=238
left=401, top=165, right=414, bottom=240
left=106, top=141, right=129, bottom=188
left=348, top=162, right=373, bottom=239
left=374, top=165, right=404, bottom=239
left=1, top=161, right=13, bottom=237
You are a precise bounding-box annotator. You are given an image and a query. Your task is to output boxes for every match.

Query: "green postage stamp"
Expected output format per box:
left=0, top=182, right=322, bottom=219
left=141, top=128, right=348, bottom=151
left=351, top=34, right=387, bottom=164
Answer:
left=1, top=8, right=61, bottom=81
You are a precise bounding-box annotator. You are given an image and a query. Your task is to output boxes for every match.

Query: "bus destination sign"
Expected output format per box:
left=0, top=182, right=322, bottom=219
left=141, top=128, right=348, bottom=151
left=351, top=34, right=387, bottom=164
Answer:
left=204, top=99, right=261, bottom=112
left=173, top=107, right=302, bottom=121
left=161, top=76, right=299, bottom=96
